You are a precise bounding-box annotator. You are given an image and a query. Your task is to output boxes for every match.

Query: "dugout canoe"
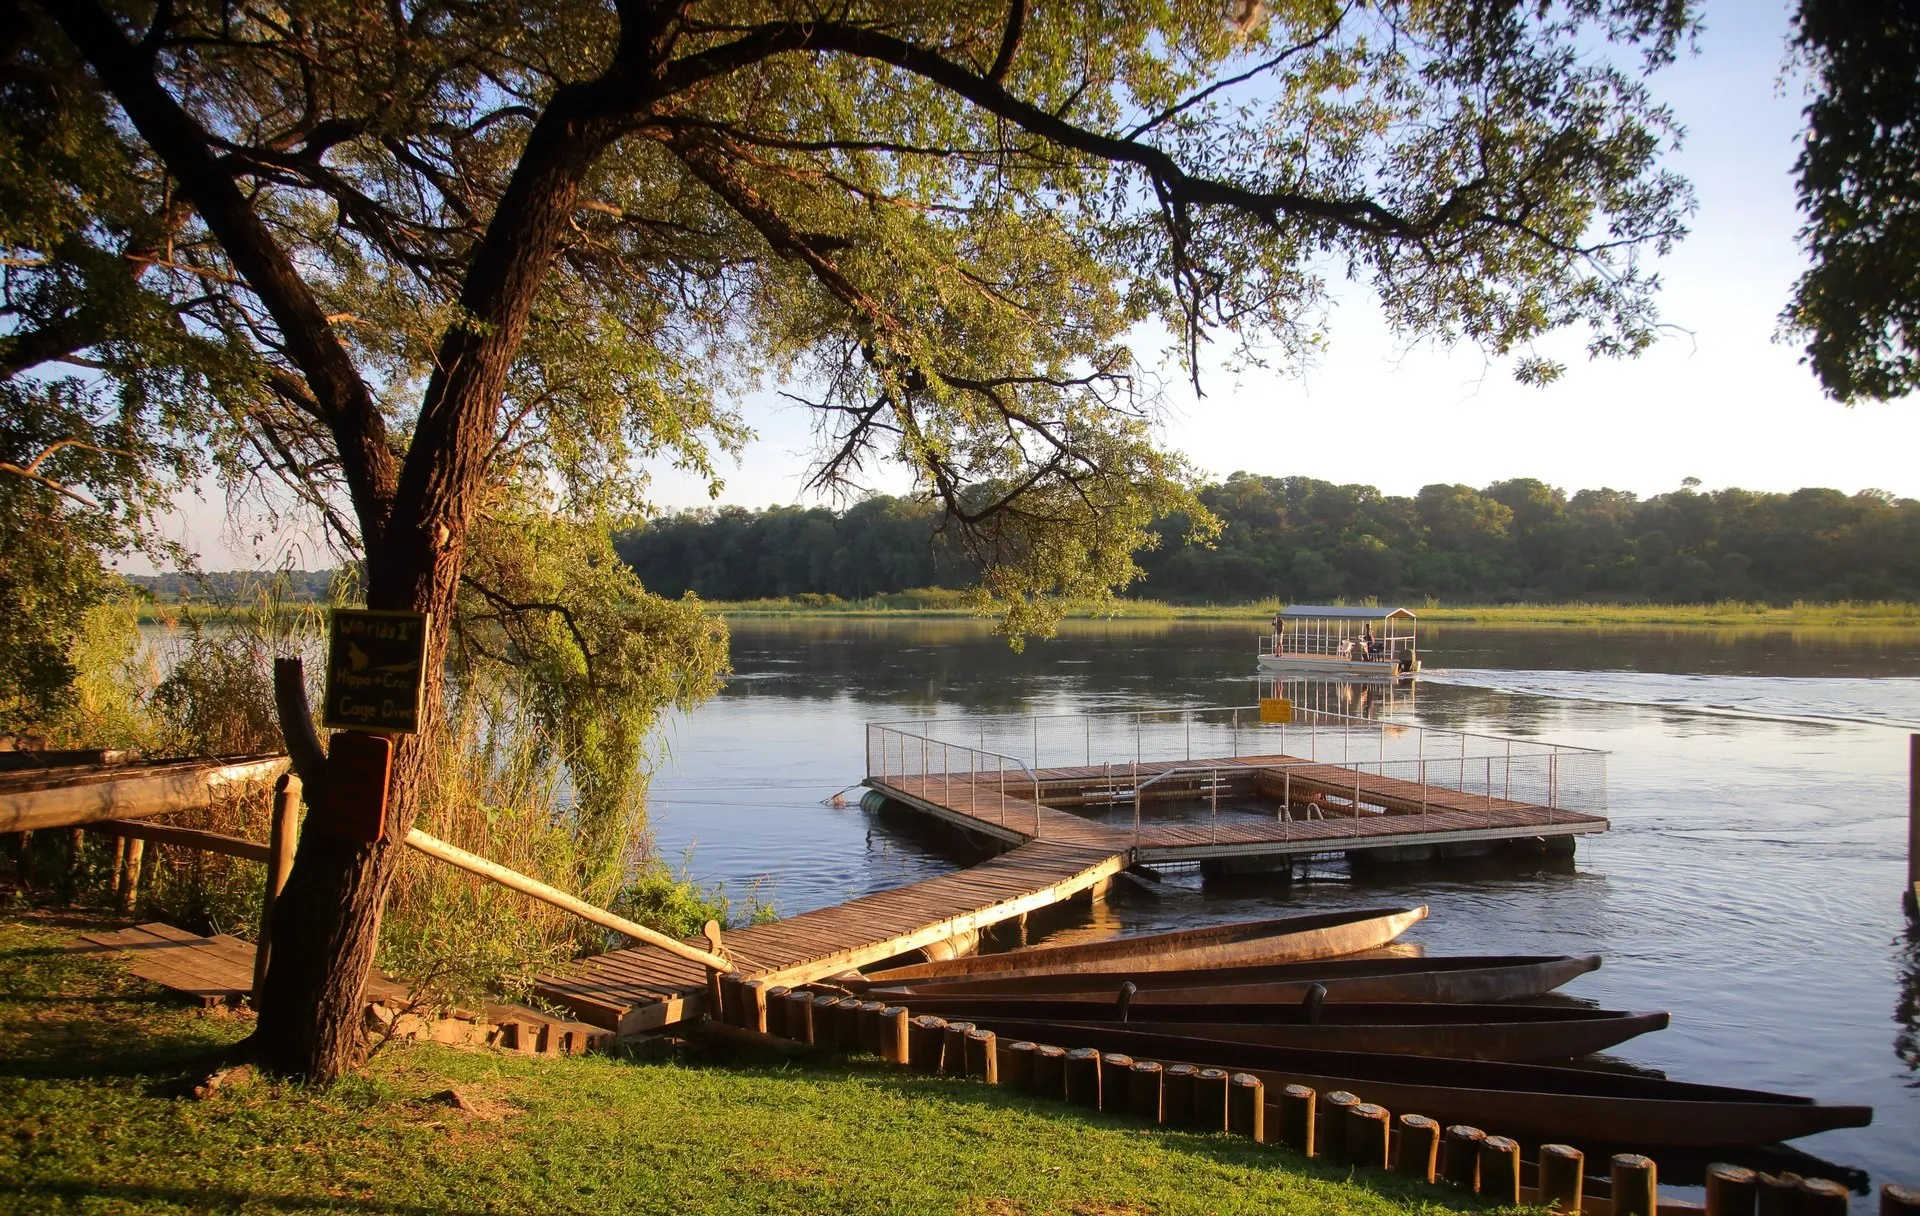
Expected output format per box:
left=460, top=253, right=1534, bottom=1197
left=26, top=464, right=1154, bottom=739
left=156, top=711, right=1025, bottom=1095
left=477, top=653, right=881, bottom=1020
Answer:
left=950, top=1020, right=1871, bottom=1147
left=858, top=953, right=1601, bottom=1005
left=862, top=905, right=1428, bottom=984
left=888, top=1002, right=1666, bottom=1062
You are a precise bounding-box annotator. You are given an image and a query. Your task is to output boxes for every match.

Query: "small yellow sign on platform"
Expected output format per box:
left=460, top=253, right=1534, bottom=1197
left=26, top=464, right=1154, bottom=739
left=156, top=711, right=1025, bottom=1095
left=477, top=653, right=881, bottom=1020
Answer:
left=1259, top=697, right=1293, bottom=724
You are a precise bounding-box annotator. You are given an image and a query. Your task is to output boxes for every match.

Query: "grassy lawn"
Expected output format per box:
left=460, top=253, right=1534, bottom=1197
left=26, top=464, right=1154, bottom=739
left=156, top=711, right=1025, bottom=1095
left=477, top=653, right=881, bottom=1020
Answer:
left=0, top=909, right=1488, bottom=1216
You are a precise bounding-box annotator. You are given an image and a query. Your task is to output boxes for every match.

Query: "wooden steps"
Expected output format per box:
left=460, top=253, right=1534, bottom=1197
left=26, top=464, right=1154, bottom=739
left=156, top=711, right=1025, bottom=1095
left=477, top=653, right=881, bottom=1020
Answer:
left=69, top=922, right=607, bottom=1056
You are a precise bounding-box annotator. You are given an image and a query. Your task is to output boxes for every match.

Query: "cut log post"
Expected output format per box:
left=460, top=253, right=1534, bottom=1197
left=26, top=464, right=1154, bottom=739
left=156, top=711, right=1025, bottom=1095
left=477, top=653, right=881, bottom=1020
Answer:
left=117, top=836, right=143, bottom=913
left=719, top=973, right=747, bottom=1028
left=810, top=994, right=841, bottom=1047
left=1100, top=1053, right=1133, bottom=1112
left=907, top=1015, right=946, bottom=1070
left=835, top=997, right=865, bottom=1052
left=1612, top=1154, right=1658, bottom=1216
left=1063, top=1047, right=1102, bottom=1108
left=1394, top=1114, right=1439, bottom=1183
left=1443, top=1125, right=1485, bottom=1190
left=1163, top=1063, right=1198, bottom=1127
left=1276, top=1084, right=1315, bottom=1156
left=784, top=989, right=817, bottom=1044
left=857, top=1000, right=885, bottom=1053
left=1347, top=1103, right=1390, bottom=1169
left=1002, top=1040, right=1036, bottom=1089
left=65, top=827, right=83, bottom=901
left=1757, top=1172, right=1801, bottom=1216
left=880, top=1007, right=910, bottom=1065
left=1194, top=1067, right=1230, bottom=1132
left=253, top=772, right=300, bottom=996
left=110, top=833, right=127, bottom=894
left=1128, top=1059, right=1163, bottom=1123
left=1539, top=1144, right=1585, bottom=1213
left=743, top=981, right=772, bottom=1034
left=965, top=1028, right=998, bottom=1083
left=1033, top=1044, right=1067, bottom=1097
left=16, top=829, right=32, bottom=891
left=764, top=985, right=791, bottom=1037
left=1884, top=1184, right=1920, bottom=1216
left=940, top=1021, right=974, bottom=1074
left=1480, top=1136, right=1522, bottom=1204
left=1705, top=1163, right=1758, bottom=1216
left=1227, top=1073, right=1263, bottom=1141
left=1797, top=1179, right=1849, bottom=1216
left=1321, top=1091, right=1361, bottom=1160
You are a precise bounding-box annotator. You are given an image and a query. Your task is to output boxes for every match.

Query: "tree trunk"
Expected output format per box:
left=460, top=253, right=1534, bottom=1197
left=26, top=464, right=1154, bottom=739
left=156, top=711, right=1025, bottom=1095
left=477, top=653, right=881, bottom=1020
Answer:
left=252, top=551, right=461, bottom=1080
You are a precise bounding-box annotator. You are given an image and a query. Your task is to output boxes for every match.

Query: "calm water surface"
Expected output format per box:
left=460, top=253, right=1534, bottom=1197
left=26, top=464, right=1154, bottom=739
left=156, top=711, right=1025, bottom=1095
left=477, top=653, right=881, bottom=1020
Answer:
left=650, top=619, right=1919, bottom=1195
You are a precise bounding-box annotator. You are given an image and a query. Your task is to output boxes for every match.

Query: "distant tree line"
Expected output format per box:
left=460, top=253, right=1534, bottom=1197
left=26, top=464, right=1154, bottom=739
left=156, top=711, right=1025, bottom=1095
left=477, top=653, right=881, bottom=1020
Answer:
left=124, top=570, right=337, bottom=604
left=615, top=474, right=1920, bottom=604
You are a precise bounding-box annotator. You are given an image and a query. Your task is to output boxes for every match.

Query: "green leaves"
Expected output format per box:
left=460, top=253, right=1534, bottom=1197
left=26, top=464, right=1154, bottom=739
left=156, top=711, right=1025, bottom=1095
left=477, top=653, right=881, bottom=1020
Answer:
left=1784, top=0, right=1920, bottom=403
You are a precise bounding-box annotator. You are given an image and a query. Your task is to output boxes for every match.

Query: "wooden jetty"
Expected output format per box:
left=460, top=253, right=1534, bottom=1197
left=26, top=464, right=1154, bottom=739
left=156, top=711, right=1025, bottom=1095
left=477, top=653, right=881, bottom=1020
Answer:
left=867, top=752, right=1609, bottom=865
left=532, top=840, right=1128, bottom=1033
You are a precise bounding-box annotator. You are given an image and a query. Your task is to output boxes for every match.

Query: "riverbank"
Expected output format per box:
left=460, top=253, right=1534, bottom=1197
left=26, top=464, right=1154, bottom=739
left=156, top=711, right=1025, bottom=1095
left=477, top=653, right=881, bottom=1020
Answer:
left=0, top=910, right=1468, bottom=1216
left=708, top=594, right=1920, bottom=629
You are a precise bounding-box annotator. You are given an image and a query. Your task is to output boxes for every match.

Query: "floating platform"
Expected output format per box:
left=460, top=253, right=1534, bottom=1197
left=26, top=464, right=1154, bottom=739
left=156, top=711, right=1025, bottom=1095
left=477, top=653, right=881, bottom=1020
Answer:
left=869, top=752, right=1608, bottom=865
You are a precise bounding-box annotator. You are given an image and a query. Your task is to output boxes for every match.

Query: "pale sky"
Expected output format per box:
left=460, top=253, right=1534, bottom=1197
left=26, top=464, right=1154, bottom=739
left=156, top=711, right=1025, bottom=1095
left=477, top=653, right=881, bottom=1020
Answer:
left=137, top=0, right=1918, bottom=574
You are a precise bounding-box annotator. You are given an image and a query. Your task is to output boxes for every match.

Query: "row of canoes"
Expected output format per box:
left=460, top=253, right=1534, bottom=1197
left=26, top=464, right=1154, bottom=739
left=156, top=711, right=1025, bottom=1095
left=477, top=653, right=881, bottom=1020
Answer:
left=832, top=904, right=1872, bottom=1148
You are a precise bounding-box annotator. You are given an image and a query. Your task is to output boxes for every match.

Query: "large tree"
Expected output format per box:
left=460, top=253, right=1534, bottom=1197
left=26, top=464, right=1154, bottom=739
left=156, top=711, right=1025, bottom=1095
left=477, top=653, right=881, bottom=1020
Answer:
left=13, top=0, right=1695, bottom=1079
left=1785, top=0, right=1920, bottom=403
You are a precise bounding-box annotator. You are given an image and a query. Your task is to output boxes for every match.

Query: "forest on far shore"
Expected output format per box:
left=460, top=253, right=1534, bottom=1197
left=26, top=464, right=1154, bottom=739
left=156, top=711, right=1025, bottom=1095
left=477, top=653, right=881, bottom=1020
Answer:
left=613, top=474, right=1920, bottom=605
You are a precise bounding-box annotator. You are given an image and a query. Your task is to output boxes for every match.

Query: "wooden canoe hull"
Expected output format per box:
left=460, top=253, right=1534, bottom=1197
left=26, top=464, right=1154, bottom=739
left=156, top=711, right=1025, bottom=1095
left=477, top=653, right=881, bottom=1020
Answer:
left=922, top=1009, right=1668, bottom=1063
left=0, top=753, right=289, bottom=833
left=863, top=905, right=1428, bottom=984
left=861, top=953, right=1602, bottom=1005
left=947, top=1020, right=1871, bottom=1147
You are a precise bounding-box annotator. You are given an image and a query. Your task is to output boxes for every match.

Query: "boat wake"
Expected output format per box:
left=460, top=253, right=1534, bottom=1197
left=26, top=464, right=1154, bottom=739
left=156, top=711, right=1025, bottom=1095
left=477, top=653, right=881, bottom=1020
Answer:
left=1419, top=668, right=1920, bottom=731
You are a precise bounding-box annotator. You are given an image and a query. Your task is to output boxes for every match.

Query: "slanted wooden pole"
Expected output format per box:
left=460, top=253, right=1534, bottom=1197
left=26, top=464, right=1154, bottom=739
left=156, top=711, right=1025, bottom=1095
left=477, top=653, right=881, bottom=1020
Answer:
left=1347, top=1103, right=1390, bottom=1169
left=1908, top=734, right=1919, bottom=917
left=117, top=837, right=143, bottom=913
left=253, top=773, right=300, bottom=996
left=1480, top=1137, right=1522, bottom=1204
left=1442, top=1125, right=1485, bottom=1189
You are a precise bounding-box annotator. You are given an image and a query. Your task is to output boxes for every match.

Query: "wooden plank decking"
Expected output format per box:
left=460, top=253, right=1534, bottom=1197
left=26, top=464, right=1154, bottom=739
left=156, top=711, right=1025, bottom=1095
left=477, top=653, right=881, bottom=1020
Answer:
left=872, top=752, right=1608, bottom=863
left=532, top=840, right=1127, bottom=1035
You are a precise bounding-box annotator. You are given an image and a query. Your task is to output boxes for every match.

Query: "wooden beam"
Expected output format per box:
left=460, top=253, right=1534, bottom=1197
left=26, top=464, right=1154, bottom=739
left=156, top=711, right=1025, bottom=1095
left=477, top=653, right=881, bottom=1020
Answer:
left=98, top=820, right=271, bottom=863
left=0, top=754, right=290, bottom=833
left=403, top=828, right=733, bottom=973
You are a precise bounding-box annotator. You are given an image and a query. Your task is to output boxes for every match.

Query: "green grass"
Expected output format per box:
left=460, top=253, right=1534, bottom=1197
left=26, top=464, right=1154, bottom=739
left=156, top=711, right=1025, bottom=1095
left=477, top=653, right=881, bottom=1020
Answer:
left=708, top=594, right=1920, bottom=629
left=0, top=910, right=1491, bottom=1216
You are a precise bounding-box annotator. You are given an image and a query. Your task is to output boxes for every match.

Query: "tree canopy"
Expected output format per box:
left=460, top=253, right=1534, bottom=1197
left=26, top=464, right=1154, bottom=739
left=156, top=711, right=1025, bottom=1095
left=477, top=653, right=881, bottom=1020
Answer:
left=7, top=0, right=1699, bottom=1078
left=1785, top=0, right=1920, bottom=403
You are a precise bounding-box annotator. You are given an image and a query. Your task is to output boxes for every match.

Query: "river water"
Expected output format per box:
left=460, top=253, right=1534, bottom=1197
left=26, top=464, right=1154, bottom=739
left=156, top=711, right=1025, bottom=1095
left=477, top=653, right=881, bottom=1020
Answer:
left=646, top=618, right=1920, bottom=1198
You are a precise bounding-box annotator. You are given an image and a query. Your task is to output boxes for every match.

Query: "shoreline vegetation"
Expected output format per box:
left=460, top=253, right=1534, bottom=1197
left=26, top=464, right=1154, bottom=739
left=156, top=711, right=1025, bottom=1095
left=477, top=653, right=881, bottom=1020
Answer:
left=128, top=592, right=1920, bottom=630
left=0, top=911, right=1457, bottom=1216
left=689, top=595, right=1920, bottom=630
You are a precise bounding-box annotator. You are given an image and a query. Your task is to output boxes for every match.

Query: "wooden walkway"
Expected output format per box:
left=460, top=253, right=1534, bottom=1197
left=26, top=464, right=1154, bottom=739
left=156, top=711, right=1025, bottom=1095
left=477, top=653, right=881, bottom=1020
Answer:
left=70, top=923, right=612, bottom=1055
left=871, top=753, right=1608, bottom=864
left=532, top=840, right=1127, bottom=1035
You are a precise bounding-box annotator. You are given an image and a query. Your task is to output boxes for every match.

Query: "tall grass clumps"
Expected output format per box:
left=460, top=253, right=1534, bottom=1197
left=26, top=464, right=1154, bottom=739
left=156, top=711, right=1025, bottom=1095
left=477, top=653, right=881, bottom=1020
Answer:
left=9, top=543, right=765, bottom=1012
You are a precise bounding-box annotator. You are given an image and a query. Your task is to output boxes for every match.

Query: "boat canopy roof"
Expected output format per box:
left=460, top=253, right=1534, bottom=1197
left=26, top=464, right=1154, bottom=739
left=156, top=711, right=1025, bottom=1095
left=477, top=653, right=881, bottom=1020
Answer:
left=1278, top=605, right=1416, bottom=621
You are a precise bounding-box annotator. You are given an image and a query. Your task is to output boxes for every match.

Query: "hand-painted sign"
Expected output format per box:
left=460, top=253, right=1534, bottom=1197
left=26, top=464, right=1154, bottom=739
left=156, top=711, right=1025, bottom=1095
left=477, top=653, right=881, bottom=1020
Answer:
left=323, top=609, right=430, bottom=734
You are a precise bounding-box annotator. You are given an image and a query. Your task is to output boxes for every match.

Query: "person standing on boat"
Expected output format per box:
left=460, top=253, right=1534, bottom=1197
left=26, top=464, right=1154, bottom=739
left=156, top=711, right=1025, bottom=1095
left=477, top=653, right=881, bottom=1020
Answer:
left=1363, top=624, right=1377, bottom=658
left=1272, top=612, right=1284, bottom=652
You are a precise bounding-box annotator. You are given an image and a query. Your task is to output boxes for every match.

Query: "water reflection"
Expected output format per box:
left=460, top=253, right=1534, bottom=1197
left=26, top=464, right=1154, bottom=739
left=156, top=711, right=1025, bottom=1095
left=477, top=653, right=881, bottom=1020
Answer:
left=651, top=618, right=1919, bottom=1198
left=1898, top=921, right=1920, bottom=1084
